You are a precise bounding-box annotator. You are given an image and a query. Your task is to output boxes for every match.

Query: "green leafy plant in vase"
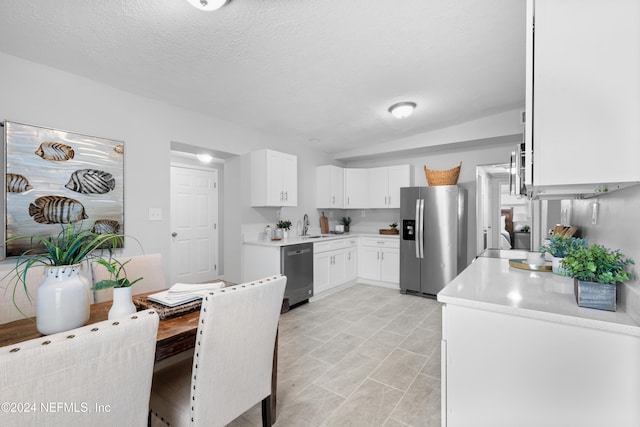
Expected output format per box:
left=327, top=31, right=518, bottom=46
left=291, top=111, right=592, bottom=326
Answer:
left=275, top=219, right=292, bottom=239
left=539, top=234, right=588, bottom=275
left=4, top=222, right=129, bottom=334
left=562, top=244, right=635, bottom=311
left=276, top=220, right=292, bottom=231
left=92, top=258, right=143, bottom=290
left=340, top=216, right=352, bottom=233
left=92, top=258, right=143, bottom=320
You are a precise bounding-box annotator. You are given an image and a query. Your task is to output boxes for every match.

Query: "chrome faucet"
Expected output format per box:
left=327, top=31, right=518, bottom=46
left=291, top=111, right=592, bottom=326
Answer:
left=303, top=214, right=309, bottom=236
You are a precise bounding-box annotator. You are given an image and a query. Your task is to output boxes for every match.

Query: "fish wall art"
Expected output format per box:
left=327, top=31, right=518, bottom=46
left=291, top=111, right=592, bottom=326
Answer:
left=3, top=121, right=125, bottom=257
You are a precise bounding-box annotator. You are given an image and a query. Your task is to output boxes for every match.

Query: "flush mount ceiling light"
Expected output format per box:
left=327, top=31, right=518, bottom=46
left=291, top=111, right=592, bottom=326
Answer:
left=186, top=0, right=230, bottom=11
left=388, top=102, right=417, bottom=119
left=196, top=153, right=213, bottom=163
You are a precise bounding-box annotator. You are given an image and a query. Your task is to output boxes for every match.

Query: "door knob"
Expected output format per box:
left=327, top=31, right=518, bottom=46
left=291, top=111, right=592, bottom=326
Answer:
left=171, top=232, right=178, bottom=237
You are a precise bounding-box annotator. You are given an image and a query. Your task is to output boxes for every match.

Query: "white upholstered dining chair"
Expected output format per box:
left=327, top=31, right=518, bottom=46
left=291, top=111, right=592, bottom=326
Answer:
left=0, top=309, right=159, bottom=427
left=149, top=275, right=287, bottom=427
left=91, top=253, right=167, bottom=303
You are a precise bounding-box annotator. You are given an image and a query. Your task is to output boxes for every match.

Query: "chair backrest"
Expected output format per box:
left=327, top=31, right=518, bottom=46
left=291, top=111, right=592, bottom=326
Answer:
left=0, top=309, right=159, bottom=427
left=191, top=275, right=286, bottom=426
left=92, top=253, right=167, bottom=303
left=0, top=261, right=94, bottom=324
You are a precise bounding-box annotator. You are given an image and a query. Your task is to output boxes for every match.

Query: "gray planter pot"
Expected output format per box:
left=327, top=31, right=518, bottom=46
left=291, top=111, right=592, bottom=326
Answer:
left=573, top=278, right=616, bottom=312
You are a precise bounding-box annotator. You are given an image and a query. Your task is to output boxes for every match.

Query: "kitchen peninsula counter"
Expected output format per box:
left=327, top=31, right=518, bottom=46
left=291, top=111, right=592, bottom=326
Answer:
left=437, top=257, right=640, bottom=427
left=438, top=257, right=640, bottom=336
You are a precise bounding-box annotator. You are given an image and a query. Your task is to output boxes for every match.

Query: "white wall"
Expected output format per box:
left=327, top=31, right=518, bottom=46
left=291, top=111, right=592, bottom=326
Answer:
left=564, top=185, right=640, bottom=325
left=0, top=52, right=335, bottom=284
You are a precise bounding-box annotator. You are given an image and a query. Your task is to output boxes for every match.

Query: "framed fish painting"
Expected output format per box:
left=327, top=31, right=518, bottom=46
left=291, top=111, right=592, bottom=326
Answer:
left=3, top=121, right=124, bottom=257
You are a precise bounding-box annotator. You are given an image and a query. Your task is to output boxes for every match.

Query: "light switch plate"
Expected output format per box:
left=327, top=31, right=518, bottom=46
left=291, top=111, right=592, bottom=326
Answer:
left=149, top=208, right=162, bottom=221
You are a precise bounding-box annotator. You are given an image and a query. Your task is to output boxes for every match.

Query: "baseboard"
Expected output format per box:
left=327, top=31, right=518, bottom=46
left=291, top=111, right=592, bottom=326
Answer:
left=356, top=279, right=399, bottom=290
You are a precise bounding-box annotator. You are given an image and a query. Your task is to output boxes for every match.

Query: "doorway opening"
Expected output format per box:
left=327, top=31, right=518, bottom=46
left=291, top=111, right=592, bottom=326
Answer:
left=476, top=163, right=562, bottom=256
left=169, top=142, right=235, bottom=284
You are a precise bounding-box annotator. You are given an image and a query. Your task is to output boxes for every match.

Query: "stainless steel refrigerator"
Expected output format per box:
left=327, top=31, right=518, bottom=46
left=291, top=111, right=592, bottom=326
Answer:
left=400, top=186, right=467, bottom=297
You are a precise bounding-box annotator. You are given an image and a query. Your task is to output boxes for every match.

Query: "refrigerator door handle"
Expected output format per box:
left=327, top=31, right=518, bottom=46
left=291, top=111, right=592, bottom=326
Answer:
left=419, top=199, right=425, bottom=259
left=415, top=199, right=421, bottom=258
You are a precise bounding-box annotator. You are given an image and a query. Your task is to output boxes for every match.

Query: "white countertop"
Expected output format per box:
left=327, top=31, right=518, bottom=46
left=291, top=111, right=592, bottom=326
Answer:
left=438, top=257, right=640, bottom=337
left=244, top=232, right=399, bottom=248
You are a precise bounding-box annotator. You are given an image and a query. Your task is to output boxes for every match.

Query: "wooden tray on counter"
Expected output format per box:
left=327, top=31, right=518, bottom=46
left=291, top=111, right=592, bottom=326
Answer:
left=508, top=259, right=552, bottom=272
left=379, top=229, right=399, bottom=235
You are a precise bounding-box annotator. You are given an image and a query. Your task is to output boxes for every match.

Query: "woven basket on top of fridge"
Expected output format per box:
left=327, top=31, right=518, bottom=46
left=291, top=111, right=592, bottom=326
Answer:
left=423, top=162, right=462, bottom=186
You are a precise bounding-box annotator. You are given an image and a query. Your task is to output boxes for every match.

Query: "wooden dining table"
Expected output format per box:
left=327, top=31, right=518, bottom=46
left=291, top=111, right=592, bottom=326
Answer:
left=0, top=289, right=288, bottom=425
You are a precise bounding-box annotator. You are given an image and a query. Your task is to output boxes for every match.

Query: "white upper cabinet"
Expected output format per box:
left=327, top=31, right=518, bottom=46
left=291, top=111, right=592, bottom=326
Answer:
left=369, top=165, right=411, bottom=208
left=526, top=0, right=640, bottom=195
left=387, top=166, right=410, bottom=208
left=316, top=165, right=344, bottom=208
left=251, top=149, right=298, bottom=207
left=344, top=168, right=370, bottom=209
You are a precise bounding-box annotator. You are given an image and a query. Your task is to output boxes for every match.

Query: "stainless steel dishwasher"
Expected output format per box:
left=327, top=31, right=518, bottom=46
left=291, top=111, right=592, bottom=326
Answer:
left=280, top=243, right=313, bottom=307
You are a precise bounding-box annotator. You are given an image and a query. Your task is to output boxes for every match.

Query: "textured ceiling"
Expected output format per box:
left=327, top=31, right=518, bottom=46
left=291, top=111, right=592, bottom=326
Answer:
left=0, top=0, right=526, bottom=155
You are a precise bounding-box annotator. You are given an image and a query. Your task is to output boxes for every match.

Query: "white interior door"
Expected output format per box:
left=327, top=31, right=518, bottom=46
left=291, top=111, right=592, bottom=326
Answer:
left=170, top=165, right=219, bottom=284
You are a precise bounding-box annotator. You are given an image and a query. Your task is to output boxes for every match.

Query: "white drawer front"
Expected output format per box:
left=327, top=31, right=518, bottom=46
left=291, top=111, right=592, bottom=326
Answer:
left=360, top=237, right=400, bottom=249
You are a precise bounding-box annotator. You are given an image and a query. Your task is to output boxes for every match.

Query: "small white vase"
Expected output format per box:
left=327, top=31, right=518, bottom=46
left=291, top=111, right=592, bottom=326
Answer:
left=37, top=264, right=91, bottom=335
left=552, top=256, right=568, bottom=276
left=274, top=228, right=283, bottom=240
left=108, top=287, right=137, bottom=320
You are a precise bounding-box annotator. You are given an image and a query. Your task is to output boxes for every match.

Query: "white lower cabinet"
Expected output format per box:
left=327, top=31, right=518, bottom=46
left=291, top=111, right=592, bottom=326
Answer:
left=441, top=303, right=640, bottom=427
left=313, top=238, right=357, bottom=296
left=345, top=245, right=358, bottom=282
left=359, top=237, right=399, bottom=286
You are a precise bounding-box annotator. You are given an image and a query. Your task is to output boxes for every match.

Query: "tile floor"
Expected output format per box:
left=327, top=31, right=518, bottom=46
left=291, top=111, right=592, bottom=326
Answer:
left=230, top=283, right=443, bottom=427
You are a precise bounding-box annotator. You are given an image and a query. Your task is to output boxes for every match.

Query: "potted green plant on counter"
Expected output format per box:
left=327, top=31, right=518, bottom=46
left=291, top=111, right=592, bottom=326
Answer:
left=380, top=222, right=399, bottom=235
left=340, top=216, right=352, bottom=233
left=562, top=244, right=635, bottom=311
left=276, top=219, right=292, bottom=240
left=539, top=234, right=588, bottom=275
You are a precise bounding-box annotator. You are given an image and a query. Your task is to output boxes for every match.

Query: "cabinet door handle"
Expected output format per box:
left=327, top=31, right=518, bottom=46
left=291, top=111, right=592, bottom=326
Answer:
left=388, top=196, right=391, bottom=205
left=280, top=191, right=284, bottom=201
left=377, top=251, right=380, bottom=260
left=285, top=191, right=288, bottom=201
left=381, top=251, right=384, bottom=261
left=332, top=195, right=335, bottom=204
left=347, top=196, right=350, bottom=205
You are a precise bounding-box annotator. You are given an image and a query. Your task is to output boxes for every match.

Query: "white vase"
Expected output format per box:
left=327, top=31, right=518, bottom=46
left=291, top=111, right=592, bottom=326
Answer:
left=552, top=256, right=568, bottom=276
left=36, top=264, right=91, bottom=335
left=274, top=228, right=283, bottom=240
left=108, top=287, right=137, bottom=320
